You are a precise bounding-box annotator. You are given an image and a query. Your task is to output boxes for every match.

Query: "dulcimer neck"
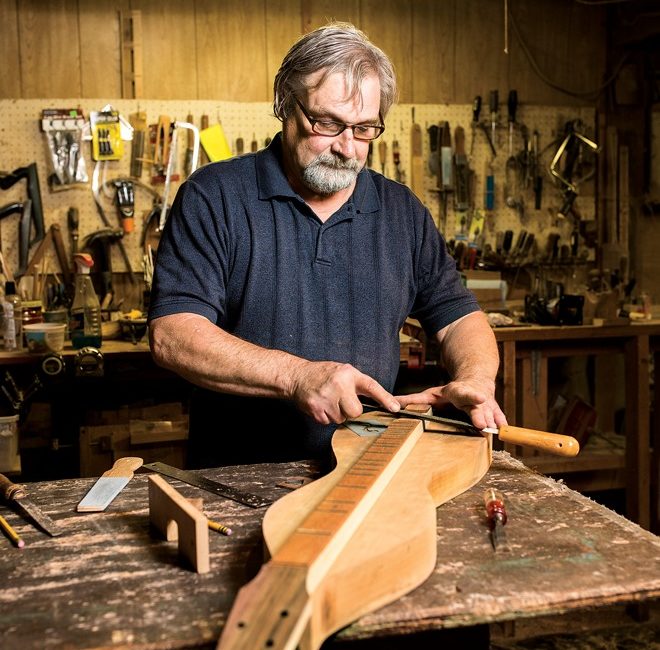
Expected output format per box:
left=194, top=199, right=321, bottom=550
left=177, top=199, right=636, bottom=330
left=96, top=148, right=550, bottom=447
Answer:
left=217, top=419, right=424, bottom=650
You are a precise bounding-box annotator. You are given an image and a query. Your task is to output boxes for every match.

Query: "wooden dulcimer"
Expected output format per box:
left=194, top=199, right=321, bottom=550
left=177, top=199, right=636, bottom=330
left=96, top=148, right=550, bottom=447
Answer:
left=217, top=412, right=579, bottom=650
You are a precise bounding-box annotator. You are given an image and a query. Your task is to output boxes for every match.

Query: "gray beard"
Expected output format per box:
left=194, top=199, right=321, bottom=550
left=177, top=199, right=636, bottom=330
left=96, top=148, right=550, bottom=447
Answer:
left=302, top=153, right=362, bottom=195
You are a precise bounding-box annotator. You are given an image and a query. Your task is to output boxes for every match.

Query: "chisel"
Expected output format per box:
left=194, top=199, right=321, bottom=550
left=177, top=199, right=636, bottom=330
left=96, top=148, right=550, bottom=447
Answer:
left=359, top=403, right=579, bottom=457
left=0, top=473, right=63, bottom=536
left=484, top=487, right=509, bottom=552
left=489, top=90, right=499, bottom=153
left=410, top=109, right=424, bottom=200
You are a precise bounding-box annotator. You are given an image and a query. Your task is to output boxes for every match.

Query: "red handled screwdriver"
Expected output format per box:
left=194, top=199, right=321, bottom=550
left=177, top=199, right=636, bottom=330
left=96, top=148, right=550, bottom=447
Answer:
left=484, top=487, right=510, bottom=552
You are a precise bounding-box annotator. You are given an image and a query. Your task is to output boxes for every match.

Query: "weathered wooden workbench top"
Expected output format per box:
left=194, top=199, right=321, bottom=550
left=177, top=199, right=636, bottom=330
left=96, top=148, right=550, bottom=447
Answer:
left=0, top=452, right=658, bottom=649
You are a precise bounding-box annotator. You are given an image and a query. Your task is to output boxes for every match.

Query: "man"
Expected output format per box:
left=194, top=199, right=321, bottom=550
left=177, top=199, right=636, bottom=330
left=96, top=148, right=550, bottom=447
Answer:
left=148, top=22, right=506, bottom=468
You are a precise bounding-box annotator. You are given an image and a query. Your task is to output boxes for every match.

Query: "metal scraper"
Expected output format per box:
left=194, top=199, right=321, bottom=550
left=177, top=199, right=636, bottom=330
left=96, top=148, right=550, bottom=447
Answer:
left=77, top=457, right=143, bottom=512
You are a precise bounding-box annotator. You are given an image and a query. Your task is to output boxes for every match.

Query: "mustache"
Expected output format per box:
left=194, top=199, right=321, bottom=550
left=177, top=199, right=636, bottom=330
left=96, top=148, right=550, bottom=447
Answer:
left=310, top=153, right=361, bottom=172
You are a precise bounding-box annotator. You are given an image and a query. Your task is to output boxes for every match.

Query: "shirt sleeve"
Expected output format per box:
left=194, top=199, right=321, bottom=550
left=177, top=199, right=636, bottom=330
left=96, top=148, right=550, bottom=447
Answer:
left=147, top=174, right=230, bottom=324
left=409, top=206, right=481, bottom=336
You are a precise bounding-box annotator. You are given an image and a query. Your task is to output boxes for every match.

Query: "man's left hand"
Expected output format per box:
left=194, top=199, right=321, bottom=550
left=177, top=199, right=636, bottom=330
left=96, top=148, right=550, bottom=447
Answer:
left=395, top=381, right=507, bottom=430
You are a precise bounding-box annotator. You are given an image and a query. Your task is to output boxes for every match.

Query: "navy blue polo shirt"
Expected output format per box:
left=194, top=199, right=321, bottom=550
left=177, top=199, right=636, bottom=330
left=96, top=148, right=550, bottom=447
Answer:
left=149, top=133, right=479, bottom=465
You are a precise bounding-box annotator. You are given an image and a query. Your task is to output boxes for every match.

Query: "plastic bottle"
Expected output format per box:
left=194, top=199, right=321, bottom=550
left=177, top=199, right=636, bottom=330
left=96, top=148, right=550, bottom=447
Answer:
left=69, top=253, right=102, bottom=349
left=2, top=281, right=23, bottom=351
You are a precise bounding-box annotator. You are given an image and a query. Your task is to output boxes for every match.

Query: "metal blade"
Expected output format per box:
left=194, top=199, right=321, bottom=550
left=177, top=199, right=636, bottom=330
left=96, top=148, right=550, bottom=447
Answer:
left=77, top=477, right=130, bottom=512
left=143, top=462, right=272, bottom=509
left=15, top=497, right=63, bottom=537
left=359, top=403, right=497, bottom=435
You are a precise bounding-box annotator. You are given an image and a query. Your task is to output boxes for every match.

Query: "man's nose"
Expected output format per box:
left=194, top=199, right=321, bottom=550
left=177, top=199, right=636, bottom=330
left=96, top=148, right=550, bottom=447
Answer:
left=331, top=128, right=356, bottom=158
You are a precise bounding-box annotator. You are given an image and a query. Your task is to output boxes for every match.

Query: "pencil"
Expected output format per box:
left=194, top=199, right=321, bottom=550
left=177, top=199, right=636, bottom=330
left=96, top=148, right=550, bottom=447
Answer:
left=0, top=514, right=24, bottom=548
left=208, top=519, right=232, bottom=536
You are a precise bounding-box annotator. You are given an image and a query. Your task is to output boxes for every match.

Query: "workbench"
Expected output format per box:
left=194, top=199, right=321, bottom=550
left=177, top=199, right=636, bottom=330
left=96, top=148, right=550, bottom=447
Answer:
left=2, top=322, right=659, bottom=530
left=0, top=452, right=658, bottom=649
left=494, top=320, right=660, bottom=531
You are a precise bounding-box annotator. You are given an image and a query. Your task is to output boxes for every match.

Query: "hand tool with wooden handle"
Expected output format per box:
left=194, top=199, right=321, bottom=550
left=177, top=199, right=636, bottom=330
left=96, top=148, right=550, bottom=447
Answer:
left=410, top=119, right=425, bottom=201
left=359, top=403, right=579, bottom=457
left=453, top=126, right=470, bottom=212
left=484, top=487, right=509, bottom=552
left=489, top=90, right=499, bottom=153
left=77, top=457, right=143, bottom=512
left=0, top=472, right=63, bottom=536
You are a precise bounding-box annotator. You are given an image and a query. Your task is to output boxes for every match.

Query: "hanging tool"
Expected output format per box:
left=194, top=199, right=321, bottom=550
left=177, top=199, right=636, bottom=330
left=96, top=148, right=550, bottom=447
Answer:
left=235, top=137, right=244, bottom=156
left=484, top=161, right=495, bottom=212
left=91, top=163, right=136, bottom=283
left=507, top=90, right=518, bottom=158
left=151, top=115, right=174, bottom=183
left=410, top=109, right=425, bottom=201
left=129, top=111, right=147, bottom=178
left=250, top=132, right=258, bottom=153
left=158, top=120, right=200, bottom=231
left=532, top=130, right=543, bottom=209
left=184, top=113, right=196, bottom=176
left=489, top=90, right=499, bottom=153
left=113, top=179, right=135, bottom=234
left=453, top=126, right=470, bottom=217
left=67, top=207, right=79, bottom=258
left=484, top=487, right=509, bottom=552
left=392, top=139, right=400, bottom=182
left=81, top=228, right=125, bottom=302
left=427, top=124, right=439, bottom=176
left=378, top=140, right=388, bottom=176
left=0, top=472, right=63, bottom=536
left=470, top=95, right=482, bottom=156
left=550, top=119, right=598, bottom=220
left=142, top=462, right=272, bottom=508
left=438, top=121, right=453, bottom=233
left=0, top=163, right=46, bottom=277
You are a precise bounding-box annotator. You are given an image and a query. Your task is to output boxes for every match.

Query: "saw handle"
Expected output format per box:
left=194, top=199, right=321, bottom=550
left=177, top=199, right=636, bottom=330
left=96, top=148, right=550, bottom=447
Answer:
left=497, top=425, right=579, bottom=457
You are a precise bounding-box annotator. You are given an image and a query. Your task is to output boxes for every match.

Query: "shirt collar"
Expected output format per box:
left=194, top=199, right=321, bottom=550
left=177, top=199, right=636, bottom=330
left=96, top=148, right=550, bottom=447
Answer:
left=256, top=132, right=380, bottom=214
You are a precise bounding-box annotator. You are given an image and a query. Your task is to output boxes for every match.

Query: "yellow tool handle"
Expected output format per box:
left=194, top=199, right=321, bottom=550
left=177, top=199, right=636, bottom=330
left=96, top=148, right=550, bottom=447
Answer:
left=497, top=425, right=579, bottom=457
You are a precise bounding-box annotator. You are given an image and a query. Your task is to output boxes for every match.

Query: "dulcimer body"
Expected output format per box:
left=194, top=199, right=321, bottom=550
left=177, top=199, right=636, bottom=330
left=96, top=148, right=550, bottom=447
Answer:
left=217, top=415, right=491, bottom=650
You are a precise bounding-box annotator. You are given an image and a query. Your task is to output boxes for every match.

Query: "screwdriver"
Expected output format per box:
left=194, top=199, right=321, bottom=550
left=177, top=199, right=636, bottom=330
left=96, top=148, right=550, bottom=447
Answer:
left=489, top=90, right=499, bottom=153
left=484, top=487, right=510, bottom=552
left=507, top=90, right=518, bottom=158
left=470, top=95, right=481, bottom=155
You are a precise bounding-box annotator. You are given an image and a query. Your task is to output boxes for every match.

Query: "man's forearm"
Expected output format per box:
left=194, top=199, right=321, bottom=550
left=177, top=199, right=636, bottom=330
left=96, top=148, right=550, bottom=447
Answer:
left=436, top=311, right=499, bottom=390
left=149, top=313, right=306, bottom=399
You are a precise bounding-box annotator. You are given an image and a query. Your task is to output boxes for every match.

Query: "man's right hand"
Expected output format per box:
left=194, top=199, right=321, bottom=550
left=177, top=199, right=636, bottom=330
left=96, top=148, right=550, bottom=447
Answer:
left=289, top=361, right=401, bottom=425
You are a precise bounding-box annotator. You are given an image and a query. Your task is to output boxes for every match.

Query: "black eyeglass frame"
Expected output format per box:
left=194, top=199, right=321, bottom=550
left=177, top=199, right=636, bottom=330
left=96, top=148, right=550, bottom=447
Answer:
left=293, top=97, right=385, bottom=141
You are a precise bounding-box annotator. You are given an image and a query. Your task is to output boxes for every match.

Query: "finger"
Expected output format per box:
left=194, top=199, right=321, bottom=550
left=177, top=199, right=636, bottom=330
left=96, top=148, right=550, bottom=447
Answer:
left=357, top=376, right=400, bottom=413
left=338, top=395, right=363, bottom=420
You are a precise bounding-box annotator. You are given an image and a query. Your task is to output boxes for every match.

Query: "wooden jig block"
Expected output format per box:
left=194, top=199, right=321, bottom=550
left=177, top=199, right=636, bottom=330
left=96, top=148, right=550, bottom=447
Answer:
left=148, top=474, right=209, bottom=573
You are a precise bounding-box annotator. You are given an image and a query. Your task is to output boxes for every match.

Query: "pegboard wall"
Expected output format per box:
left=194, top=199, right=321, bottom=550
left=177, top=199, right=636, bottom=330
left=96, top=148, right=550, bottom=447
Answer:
left=0, top=98, right=595, bottom=296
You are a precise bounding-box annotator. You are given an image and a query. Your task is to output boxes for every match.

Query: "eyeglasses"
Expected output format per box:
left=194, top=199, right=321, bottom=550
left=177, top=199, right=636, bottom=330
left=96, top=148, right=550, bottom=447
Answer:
left=294, top=97, right=385, bottom=141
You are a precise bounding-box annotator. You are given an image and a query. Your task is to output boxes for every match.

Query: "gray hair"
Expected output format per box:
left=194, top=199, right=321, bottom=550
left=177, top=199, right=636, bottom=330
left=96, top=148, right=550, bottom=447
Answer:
left=273, top=22, right=397, bottom=122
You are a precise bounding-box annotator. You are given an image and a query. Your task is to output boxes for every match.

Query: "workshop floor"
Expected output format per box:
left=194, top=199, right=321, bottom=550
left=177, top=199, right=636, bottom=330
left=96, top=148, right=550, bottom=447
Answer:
left=490, top=601, right=660, bottom=649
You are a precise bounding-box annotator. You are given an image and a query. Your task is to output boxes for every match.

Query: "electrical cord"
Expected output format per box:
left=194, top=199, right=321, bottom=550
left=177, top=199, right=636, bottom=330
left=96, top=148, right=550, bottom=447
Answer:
left=509, top=2, right=631, bottom=101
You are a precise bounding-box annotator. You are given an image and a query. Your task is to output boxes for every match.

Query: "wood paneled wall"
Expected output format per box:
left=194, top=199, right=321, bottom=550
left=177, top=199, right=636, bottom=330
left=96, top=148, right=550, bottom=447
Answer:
left=0, top=0, right=606, bottom=106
